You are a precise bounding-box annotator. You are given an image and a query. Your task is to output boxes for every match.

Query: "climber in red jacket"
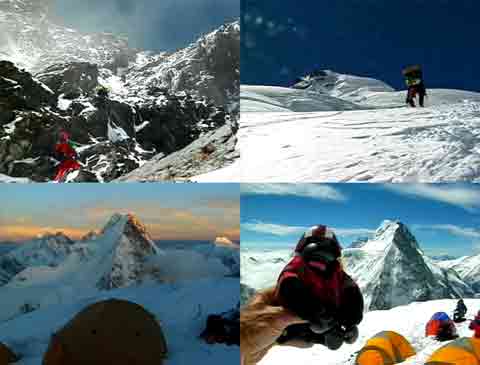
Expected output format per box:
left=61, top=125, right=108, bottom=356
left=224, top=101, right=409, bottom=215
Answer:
left=469, top=311, right=480, bottom=338
left=54, top=131, right=81, bottom=182
left=274, top=225, right=364, bottom=350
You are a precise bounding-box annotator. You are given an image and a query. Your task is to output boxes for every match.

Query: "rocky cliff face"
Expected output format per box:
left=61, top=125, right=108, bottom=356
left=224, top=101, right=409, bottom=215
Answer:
left=96, top=213, right=159, bottom=289
left=0, top=1, right=239, bottom=182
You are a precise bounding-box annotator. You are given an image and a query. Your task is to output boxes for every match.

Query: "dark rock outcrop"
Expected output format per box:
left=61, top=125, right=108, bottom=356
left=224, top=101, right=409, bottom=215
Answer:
left=116, top=121, right=238, bottom=181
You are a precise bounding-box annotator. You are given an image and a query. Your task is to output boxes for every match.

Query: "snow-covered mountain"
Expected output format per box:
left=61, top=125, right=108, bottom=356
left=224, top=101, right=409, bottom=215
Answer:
left=241, top=221, right=474, bottom=312
left=0, top=277, right=239, bottom=365
left=0, top=0, right=239, bottom=182
left=343, top=220, right=474, bottom=310
left=239, top=70, right=480, bottom=182
left=0, top=214, right=238, bottom=323
left=437, top=254, right=480, bottom=293
left=0, top=232, right=74, bottom=285
left=257, top=298, right=480, bottom=365
left=194, top=236, right=240, bottom=277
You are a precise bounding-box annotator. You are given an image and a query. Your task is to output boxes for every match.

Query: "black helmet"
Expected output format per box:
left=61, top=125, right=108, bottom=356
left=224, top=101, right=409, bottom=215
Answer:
left=295, top=225, right=341, bottom=263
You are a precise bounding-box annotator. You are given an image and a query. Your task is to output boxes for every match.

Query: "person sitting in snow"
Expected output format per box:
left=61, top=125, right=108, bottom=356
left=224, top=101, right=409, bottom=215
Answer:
left=469, top=311, right=480, bottom=338
left=454, top=299, right=468, bottom=323
left=402, top=65, right=427, bottom=107
left=53, top=131, right=81, bottom=182
left=240, top=225, right=364, bottom=365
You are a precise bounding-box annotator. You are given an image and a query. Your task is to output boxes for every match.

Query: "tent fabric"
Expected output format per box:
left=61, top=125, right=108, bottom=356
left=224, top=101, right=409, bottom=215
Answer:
left=43, top=299, right=168, bottom=365
left=432, top=312, right=451, bottom=321
left=425, top=337, right=480, bottom=365
left=0, top=342, right=18, bottom=365
left=355, top=331, right=415, bottom=365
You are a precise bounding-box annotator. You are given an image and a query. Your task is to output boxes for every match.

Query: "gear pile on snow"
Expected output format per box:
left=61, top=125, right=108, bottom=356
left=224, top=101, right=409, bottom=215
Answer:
left=0, top=342, right=18, bottom=365
left=43, top=299, right=168, bottom=365
left=200, top=304, right=239, bottom=346
left=425, top=312, right=458, bottom=341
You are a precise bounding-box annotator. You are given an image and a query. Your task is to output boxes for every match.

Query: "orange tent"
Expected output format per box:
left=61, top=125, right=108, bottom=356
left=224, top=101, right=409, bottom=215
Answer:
left=0, top=342, right=18, bottom=365
left=43, top=299, right=168, bottom=365
left=355, top=331, right=415, bottom=365
left=425, top=337, right=480, bottom=365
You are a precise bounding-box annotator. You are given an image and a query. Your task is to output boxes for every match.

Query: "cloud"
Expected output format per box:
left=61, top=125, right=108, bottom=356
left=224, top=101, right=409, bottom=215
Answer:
left=0, top=224, right=87, bottom=241
left=242, top=220, right=374, bottom=238
left=242, top=184, right=347, bottom=202
left=242, top=221, right=307, bottom=236
left=333, top=228, right=376, bottom=237
left=413, top=224, right=480, bottom=239
left=385, top=184, right=480, bottom=211
left=85, top=204, right=239, bottom=240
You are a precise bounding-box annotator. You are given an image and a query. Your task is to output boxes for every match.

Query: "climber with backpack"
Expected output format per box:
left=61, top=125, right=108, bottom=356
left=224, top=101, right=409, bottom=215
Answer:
left=402, top=65, right=427, bottom=107
left=53, top=131, right=81, bottom=182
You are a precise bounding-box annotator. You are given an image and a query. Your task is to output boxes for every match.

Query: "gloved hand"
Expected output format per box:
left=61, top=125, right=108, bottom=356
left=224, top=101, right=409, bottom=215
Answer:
left=324, top=327, right=345, bottom=350
left=343, top=325, right=359, bottom=344
left=309, top=317, right=336, bottom=334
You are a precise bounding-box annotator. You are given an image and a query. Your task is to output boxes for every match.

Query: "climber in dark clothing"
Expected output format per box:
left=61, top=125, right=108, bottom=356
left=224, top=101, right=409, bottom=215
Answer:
left=403, top=65, right=427, bottom=107
left=274, top=225, right=364, bottom=350
left=454, top=299, right=468, bottom=323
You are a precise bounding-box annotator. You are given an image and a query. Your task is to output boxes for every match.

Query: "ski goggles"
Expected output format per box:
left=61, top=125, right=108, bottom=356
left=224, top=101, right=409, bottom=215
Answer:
left=301, top=244, right=339, bottom=264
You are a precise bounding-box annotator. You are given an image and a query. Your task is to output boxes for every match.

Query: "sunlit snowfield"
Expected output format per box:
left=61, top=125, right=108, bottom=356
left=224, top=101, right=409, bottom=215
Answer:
left=199, top=71, right=480, bottom=182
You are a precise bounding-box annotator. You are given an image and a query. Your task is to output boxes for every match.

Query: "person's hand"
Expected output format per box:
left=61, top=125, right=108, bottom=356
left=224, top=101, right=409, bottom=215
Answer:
left=241, top=287, right=307, bottom=365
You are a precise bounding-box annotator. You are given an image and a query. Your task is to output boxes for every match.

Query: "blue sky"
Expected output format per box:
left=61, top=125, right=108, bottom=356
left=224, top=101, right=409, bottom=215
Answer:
left=241, top=184, right=480, bottom=257
left=0, top=184, right=239, bottom=242
left=241, top=0, right=480, bottom=91
left=54, top=0, right=239, bottom=52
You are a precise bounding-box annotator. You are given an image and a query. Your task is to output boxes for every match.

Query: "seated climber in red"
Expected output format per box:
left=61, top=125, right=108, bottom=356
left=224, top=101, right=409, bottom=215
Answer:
left=54, top=131, right=81, bottom=182
left=469, top=311, right=480, bottom=338
left=274, top=225, right=364, bottom=351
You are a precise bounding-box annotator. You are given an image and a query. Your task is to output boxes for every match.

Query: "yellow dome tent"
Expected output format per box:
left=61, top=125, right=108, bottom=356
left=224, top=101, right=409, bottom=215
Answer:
left=425, top=337, right=480, bottom=365
left=43, top=299, right=168, bottom=365
left=0, top=342, right=18, bottom=365
left=355, top=331, right=416, bottom=365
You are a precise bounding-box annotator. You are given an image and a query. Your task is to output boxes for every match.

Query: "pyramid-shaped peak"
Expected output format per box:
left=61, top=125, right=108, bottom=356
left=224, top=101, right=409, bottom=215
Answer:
left=101, top=213, right=129, bottom=233
left=360, top=220, right=420, bottom=252
left=125, top=213, right=148, bottom=235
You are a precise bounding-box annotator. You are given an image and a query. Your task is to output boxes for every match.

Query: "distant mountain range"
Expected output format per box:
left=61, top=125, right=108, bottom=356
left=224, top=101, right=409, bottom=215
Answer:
left=0, top=213, right=239, bottom=322
left=241, top=220, right=478, bottom=311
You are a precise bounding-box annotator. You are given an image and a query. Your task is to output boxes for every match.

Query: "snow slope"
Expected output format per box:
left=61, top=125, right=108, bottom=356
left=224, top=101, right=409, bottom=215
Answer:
left=258, top=299, right=480, bottom=365
left=239, top=71, right=480, bottom=182
left=0, top=278, right=239, bottom=365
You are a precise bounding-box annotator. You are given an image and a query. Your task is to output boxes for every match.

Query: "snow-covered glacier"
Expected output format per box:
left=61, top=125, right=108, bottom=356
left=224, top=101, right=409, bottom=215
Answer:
left=237, top=70, right=480, bottom=182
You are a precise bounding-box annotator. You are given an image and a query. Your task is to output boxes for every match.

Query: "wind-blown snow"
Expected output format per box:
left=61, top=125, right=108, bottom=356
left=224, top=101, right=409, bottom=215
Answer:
left=239, top=71, right=480, bottom=182
left=259, top=299, right=480, bottom=365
